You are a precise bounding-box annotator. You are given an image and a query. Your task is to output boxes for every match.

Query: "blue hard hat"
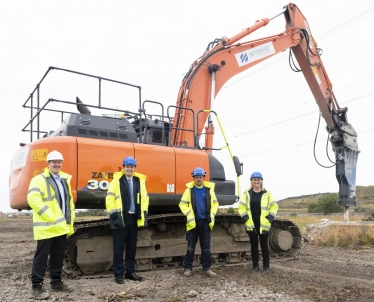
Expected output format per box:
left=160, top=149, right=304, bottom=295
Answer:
left=250, top=171, right=263, bottom=180
left=123, top=156, right=137, bottom=166
left=191, top=167, right=206, bottom=177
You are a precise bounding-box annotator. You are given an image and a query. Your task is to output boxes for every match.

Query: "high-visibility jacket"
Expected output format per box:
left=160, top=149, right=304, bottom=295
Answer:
left=105, top=171, right=149, bottom=228
left=179, top=181, right=219, bottom=231
left=27, top=168, right=75, bottom=240
left=238, top=189, right=278, bottom=234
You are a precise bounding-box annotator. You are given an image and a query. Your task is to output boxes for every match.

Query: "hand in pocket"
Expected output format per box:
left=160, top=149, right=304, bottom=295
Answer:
left=110, top=212, right=123, bottom=229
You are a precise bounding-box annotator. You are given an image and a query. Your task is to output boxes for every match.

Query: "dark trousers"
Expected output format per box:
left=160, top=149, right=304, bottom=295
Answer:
left=112, top=215, right=138, bottom=277
left=184, top=219, right=211, bottom=271
left=31, top=234, right=67, bottom=287
left=248, top=232, right=270, bottom=267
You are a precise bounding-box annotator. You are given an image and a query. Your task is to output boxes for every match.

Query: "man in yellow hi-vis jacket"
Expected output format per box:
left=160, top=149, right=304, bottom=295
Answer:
left=28, top=150, right=75, bottom=300
left=179, top=167, right=219, bottom=278
left=106, top=156, right=149, bottom=284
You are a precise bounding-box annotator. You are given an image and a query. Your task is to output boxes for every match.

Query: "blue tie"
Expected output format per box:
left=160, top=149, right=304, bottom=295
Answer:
left=128, top=178, right=135, bottom=213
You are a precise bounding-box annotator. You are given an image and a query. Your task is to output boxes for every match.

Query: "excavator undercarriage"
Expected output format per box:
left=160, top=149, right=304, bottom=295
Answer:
left=65, top=214, right=302, bottom=277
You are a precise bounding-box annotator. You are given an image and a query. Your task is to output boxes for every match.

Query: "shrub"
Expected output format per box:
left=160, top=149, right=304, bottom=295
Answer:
left=290, top=213, right=297, bottom=217
left=353, top=206, right=366, bottom=213
left=307, top=193, right=344, bottom=215
left=320, top=235, right=335, bottom=247
left=371, top=212, right=374, bottom=218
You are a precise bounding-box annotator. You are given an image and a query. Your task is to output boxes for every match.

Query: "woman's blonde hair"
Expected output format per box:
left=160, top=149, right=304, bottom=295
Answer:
left=250, top=179, right=264, bottom=191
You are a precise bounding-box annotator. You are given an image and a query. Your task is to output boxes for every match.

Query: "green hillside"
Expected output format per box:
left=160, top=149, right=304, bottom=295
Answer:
left=277, top=185, right=374, bottom=212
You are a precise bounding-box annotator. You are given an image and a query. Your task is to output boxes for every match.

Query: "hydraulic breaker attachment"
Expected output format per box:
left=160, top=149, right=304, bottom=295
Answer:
left=330, top=120, right=359, bottom=207
left=335, top=146, right=359, bottom=206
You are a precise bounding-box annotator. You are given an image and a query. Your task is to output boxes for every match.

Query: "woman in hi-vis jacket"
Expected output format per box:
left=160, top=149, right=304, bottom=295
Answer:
left=238, top=171, right=278, bottom=272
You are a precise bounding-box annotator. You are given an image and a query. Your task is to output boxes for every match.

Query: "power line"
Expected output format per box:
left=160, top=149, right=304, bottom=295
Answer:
left=216, top=127, right=374, bottom=161
left=216, top=91, right=374, bottom=142
left=222, top=5, right=374, bottom=90
left=216, top=5, right=374, bottom=130
left=222, top=77, right=374, bottom=130
left=318, top=5, right=374, bottom=39
left=152, top=4, right=374, bottom=111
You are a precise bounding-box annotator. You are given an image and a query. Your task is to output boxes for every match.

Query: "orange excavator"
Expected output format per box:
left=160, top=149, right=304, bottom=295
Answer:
left=9, top=3, right=359, bottom=276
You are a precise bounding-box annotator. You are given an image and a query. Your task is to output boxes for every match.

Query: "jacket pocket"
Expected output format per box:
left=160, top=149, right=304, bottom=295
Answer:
left=109, top=212, right=124, bottom=229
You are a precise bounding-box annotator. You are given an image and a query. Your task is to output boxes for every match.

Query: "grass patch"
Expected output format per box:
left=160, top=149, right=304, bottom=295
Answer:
left=356, top=233, right=374, bottom=247
left=320, top=235, right=335, bottom=247
left=333, top=234, right=374, bottom=248
left=337, top=236, right=354, bottom=248
left=317, top=234, right=374, bottom=248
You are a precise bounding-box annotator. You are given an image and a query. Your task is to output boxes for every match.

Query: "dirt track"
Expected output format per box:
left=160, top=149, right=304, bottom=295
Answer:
left=1, top=218, right=374, bottom=302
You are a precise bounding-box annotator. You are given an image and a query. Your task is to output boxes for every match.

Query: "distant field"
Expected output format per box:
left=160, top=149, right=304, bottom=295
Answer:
left=277, top=185, right=374, bottom=214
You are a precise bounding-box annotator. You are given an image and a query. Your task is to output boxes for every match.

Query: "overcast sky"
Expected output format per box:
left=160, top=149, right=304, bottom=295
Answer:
left=1, top=0, right=373, bottom=212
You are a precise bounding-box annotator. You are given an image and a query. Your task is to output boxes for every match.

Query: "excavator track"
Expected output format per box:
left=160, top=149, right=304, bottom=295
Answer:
left=65, top=213, right=302, bottom=277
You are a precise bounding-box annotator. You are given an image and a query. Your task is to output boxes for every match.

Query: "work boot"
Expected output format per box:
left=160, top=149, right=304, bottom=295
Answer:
left=115, top=275, right=124, bottom=284
left=204, top=269, right=217, bottom=277
left=32, top=285, right=49, bottom=300
left=183, top=269, right=192, bottom=277
left=50, top=281, right=73, bottom=292
left=253, top=263, right=259, bottom=272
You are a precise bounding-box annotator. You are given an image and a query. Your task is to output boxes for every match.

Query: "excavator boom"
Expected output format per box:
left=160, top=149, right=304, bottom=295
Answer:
left=172, top=2, right=359, bottom=205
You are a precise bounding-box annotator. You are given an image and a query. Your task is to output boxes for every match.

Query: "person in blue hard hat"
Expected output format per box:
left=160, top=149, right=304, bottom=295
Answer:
left=238, top=171, right=278, bottom=273
left=106, top=156, right=149, bottom=284
left=179, top=167, right=219, bottom=277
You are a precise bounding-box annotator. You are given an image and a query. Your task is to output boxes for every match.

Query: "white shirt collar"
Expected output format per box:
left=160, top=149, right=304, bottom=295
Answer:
left=51, top=173, right=61, bottom=180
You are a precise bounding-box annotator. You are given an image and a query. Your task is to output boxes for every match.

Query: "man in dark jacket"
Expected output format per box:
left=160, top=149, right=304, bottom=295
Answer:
left=106, top=156, right=149, bottom=284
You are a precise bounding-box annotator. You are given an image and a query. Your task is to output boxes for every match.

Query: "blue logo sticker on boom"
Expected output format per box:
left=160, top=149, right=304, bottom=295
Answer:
left=240, top=53, right=248, bottom=63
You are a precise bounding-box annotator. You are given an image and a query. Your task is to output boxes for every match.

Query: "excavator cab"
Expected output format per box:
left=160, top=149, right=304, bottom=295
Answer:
left=132, top=117, right=170, bottom=146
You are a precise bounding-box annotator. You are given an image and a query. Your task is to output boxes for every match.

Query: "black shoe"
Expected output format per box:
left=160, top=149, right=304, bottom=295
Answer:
left=253, top=263, right=259, bottom=272
left=50, top=281, right=73, bottom=292
left=125, top=272, right=143, bottom=281
left=263, top=266, right=270, bottom=273
left=32, top=285, right=50, bottom=300
left=115, top=275, right=124, bottom=284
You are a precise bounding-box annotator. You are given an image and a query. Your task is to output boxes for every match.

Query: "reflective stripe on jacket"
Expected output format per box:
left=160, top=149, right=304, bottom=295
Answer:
left=27, top=167, right=75, bottom=240
left=105, top=170, right=149, bottom=228
left=237, top=189, right=278, bottom=234
left=179, top=181, right=219, bottom=231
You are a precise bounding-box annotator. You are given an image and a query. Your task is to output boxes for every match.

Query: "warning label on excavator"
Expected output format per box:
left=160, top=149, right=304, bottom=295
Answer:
left=33, top=169, right=44, bottom=176
left=31, top=149, right=48, bottom=162
left=167, top=184, right=175, bottom=192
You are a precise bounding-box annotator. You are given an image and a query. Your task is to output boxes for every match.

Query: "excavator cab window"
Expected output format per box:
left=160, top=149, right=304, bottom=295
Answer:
left=144, top=128, right=164, bottom=145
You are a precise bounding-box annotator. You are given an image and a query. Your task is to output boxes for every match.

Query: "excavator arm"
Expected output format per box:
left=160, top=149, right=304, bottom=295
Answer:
left=172, top=3, right=359, bottom=206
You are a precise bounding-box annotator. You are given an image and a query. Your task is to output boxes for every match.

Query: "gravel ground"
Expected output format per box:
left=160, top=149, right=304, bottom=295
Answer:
left=1, top=217, right=374, bottom=302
